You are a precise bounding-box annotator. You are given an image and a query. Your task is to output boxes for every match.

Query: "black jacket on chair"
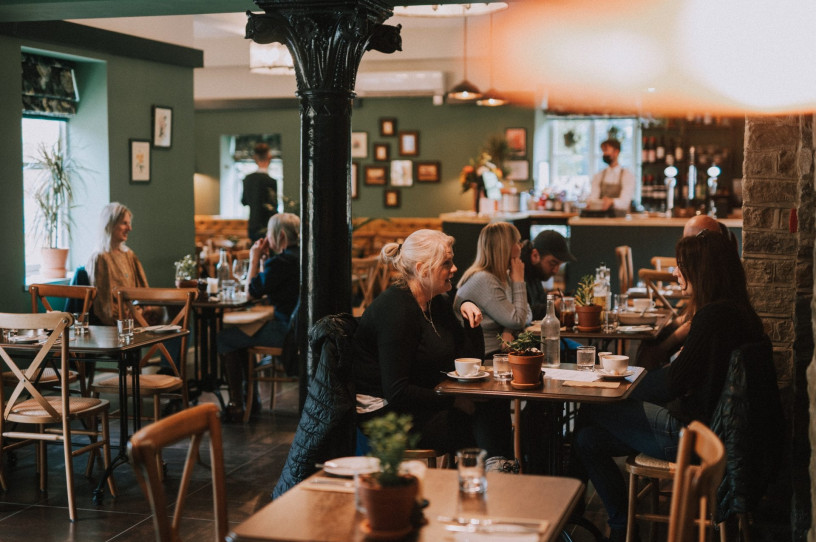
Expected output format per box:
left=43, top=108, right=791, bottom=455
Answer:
left=711, top=338, right=784, bottom=523
left=272, top=313, right=358, bottom=499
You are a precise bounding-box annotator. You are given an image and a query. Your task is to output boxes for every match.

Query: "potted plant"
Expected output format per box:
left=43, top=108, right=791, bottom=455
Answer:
left=174, top=254, right=198, bottom=288
left=575, top=274, right=602, bottom=331
left=358, top=412, right=420, bottom=536
left=30, top=141, right=82, bottom=278
left=499, top=330, right=544, bottom=386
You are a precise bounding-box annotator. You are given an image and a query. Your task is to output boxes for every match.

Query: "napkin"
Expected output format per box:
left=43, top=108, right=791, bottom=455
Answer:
left=562, top=380, right=620, bottom=388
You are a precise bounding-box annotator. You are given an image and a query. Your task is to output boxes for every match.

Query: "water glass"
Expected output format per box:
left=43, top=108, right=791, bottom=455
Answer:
left=116, top=318, right=134, bottom=343
left=492, top=354, right=512, bottom=381
left=616, top=293, right=629, bottom=312
left=560, top=296, right=576, bottom=329
left=221, top=279, right=237, bottom=301
left=72, top=312, right=89, bottom=335
left=457, top=448, right=487, bottom=494
left=576, top=345, right=596, bottom=371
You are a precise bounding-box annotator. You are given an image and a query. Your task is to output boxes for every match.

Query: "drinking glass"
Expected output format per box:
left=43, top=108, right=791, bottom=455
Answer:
left=492, top=354, right=511, bottom=381
left=576, top=345, right=596, bottom=371
left=72, top=312, right=89, bottom=335
left=117, top=318, right=134, bottom=343
left=457, top=448, right=487, bottom=494
left=560, top=296, right=576, bottom=329
left=232, top=258, right=250, bottom=287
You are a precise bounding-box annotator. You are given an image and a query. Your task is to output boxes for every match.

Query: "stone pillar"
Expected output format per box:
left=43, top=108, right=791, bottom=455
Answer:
left=247, top=1, right=401, bottom=406
left=743, top=115, right=814, bottom=539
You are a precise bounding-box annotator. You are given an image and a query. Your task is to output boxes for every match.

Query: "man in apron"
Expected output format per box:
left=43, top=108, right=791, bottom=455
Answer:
left=588, top=138, right=635, bottom=217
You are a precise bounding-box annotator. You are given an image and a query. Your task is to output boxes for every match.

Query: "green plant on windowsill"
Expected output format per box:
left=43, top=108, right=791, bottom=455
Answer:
left=574, top=274, right=596, bottom=307
left=361, top=412, right=419, bottom=487
left=498, top=331, right=541, bottom=356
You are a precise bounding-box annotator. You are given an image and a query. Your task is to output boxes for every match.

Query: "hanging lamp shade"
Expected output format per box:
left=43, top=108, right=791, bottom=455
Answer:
left=476, top=14, right=508, bottom=107
left=447, top=17, right=481, bottom=101
left=249, top=42, right=295, bottom=75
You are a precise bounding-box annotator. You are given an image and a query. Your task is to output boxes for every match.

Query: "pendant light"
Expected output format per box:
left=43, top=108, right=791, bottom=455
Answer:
left=477, top=14, right=509, bottom=107
left=447, top=16, right=482, bottom=101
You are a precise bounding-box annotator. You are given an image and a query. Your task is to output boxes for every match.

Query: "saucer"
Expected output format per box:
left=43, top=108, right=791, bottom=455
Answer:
left=510, top=380, right=539, bottom=389
left=597, top=369, right=634, bottom=379
left=447, top=370, right=489, bottom=382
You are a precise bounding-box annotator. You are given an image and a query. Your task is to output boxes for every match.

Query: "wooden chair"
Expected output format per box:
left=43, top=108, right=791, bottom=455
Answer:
left=615, top=245, right=634, bottom=296
left=0, top=311, right=116, bottom=521
left=128, top=403, right=227, bottom=542
left=625, top=422, right=726, bottom=542
left=404, top=449, right=451, bottom=468
left=91, top=287, right=196, bottom=423
left=651, top=256, right=678, bottom=271
left=637, top=269, right=681, bottom=317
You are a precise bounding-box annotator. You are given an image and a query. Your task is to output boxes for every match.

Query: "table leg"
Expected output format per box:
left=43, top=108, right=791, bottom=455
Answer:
left=513, top=398, right=523, bottom=473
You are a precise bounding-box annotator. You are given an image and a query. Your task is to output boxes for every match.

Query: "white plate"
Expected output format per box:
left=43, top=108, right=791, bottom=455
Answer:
left=617, top=325, right=654, bottom=334
left=10, top=334, right=49, bottom=343
left=446, top=370, right=489, bottom=381
left=143, top=325, right=182, bottom=333
left=323, top=456, right=380, bottom=477
left=597, top=369, right=635, bottom=379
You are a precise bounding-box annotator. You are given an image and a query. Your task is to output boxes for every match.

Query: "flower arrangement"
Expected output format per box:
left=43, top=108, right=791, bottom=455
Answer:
left=174, top=254, right=198, bottom=281
left=460, top=151, right=503, bottom=194
left=361, top=412, right=419, bottom=487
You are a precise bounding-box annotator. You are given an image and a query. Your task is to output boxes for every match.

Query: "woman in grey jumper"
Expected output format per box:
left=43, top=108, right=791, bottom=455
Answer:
left=454, top=222, right=533, bottom=355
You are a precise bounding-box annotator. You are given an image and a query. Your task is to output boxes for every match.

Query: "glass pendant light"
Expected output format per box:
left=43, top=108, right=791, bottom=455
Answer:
left=477, top=14, right=508, bottom=107
left=447, top=16, right=482, bottom=101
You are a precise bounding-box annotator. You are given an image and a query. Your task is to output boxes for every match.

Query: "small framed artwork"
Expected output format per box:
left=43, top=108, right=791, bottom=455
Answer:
left=416, top=161, right=441, bottom=182
left=398, top=131, right=419, bottom=156
left=351, top=131, right=368, bottom=158
left=380, top=118, right=397, bottom=137
left=129, top=139, right=151, bottom=183
left=374, top=143, right=390, bottom=162
left=364, top=165, right=388, bottom=186
left=390, top=160, right=413, bottom=187
left=384, top=189, right=401, bottom=208
left=152, top=105, right=173, bottom=149
left=505, top=127, right=527, bottom=158
left=351, top=161, right=360, bottom=199
left=506, top=159, right=530, bottom=181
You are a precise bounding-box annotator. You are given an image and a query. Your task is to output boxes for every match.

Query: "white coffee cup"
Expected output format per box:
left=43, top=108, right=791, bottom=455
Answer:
left=632, top=298, right=654, bottom=313
left=454, top=358, right=481, bottom=377
left=601, top=355, right=629, bottom=375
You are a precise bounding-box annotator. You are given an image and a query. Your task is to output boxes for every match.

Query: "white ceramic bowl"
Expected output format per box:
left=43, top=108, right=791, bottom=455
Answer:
left=601, top=355, right=629, bottom=375
left=454, top=358, right=481, bottom=376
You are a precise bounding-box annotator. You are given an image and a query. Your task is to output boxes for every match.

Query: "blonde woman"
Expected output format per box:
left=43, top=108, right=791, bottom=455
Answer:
left=353, top=229, right=511, bottom=458
left=454, top=222, right=532, bottom=355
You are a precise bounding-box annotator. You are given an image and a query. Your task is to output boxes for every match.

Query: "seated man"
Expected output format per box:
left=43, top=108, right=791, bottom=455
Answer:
left=217, top=213, right=300, bottom=421
left=520, top=230, right=576, bottom=320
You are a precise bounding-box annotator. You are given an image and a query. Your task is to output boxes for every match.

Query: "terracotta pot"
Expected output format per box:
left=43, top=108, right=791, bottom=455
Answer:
left=576, top=304, right=602, bottom=331
left=175, top=279, right=198, bottom=289
left=358, top=473, right=418, bottom=535
left=40, top=248, right=69, bottom=279
left=507, top=353, right=544, bottom=384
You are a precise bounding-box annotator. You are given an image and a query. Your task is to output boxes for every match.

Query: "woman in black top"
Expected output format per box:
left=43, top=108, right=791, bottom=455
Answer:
left=572, top=229, right=764, bottom=542
left=353, top=229, right=512, bottom=458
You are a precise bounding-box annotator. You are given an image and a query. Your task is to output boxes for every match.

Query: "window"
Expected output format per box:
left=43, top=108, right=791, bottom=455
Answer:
left=22, top=116, right=68, bottom=276
left=537, top=117, right=640, bottom=206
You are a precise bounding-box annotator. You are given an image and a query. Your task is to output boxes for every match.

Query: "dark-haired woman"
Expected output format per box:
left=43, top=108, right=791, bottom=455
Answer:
left=572, top=230, right=764, bottom=542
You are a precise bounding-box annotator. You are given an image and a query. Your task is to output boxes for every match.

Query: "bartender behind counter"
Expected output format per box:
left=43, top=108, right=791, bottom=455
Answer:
left=587, top=138, right=635, bottom=217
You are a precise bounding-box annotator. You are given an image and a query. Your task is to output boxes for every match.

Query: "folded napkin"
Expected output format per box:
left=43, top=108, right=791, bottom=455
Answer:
left=301, top=477, right=355, bottom=493
left=563, top=380, right=620, bottom=388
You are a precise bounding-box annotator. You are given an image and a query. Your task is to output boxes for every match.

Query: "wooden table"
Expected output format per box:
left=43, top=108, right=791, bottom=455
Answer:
left=436, top=363, right=646, bottom=473
left=227, top=469, right=583, bottom=542
left=1, top=325, right=189, bottom=502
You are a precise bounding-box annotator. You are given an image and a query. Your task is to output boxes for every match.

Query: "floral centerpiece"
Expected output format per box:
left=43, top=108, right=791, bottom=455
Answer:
left=174, top=254, right=198, bottom=287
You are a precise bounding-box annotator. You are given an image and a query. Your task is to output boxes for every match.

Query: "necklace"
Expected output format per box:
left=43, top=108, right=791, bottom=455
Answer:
left=422, top=301, right=440, bottom=338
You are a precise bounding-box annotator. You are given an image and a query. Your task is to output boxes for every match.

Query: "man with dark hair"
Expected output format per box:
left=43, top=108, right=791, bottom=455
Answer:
left=520, top=230, right=576, bottom=320
left=242, top=142, right=278, bottom=241
left=588, top=138, right=635, bottom=216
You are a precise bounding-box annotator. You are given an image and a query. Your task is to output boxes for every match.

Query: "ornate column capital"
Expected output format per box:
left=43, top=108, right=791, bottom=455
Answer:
left=247, top=0, right=401, bottom=94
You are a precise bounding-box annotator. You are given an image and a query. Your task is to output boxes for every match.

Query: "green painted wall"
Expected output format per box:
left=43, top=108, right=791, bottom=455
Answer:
left=194, top=97, right=536, bottom=219
left=0, top=28, right=196, bottom=312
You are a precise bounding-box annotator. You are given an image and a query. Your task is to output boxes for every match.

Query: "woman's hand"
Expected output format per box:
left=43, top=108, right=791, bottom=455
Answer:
left=509, top=255, right=525, bottom=283
left=250, top=237, right=269, bottom=262
left=459, top=301, right=483, bottom=328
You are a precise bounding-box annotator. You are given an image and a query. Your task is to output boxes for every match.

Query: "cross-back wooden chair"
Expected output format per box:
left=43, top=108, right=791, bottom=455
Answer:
left=637, top=268, right=681, bottom=317
left=28, top=283, right=98, bottom=394
left=128, top=403, right=227, bottom=542
left=651, top=256, right=678, bottom=271
left=91, top=287, right=196, bottom=423
left=668, top=421, right=727, bottom=542
left=0, top=311, right=116, bottom=522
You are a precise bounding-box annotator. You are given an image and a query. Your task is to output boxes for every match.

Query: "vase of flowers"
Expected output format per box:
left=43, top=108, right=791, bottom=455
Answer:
left=174, top=254, right=198, bottom=288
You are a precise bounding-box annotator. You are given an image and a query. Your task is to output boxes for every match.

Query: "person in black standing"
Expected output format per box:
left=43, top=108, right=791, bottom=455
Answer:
left=242, top=142, right=278, bottom=241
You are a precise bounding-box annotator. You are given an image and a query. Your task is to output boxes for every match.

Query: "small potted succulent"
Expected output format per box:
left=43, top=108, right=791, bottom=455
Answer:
left=499, top=330, right=544, bottom=386
left=575, top=274, right=602, bottom=331
left=357, top=412, right=420, bottom=536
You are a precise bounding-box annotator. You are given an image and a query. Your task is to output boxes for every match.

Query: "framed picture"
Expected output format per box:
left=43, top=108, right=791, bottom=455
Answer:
left=398, top=131, right=419, bottom=156
left=364, top=165, right=388, bottom=186
left=384, top=189, right=401, bottom=208
left=152, top=105, right=173, bottom=149
left=390, top=160, right=413, bottom=187
left=351, top=131, right=368, bottom=158
left=351, top=161, right=360, bottom=199
left=374, top=143, right=390, bottom=162
left=506, top=159, right=530, bottom=181
left=505, top=127, right=527, bottom=158
left=129, top=139, right=151, bottom=183
left=379, top=118, right=397, bottom=137
left=415, top=161, right=441, bottom=182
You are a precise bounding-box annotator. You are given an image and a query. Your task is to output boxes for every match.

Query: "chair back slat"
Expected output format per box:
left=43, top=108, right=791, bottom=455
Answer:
left=29, top=284, right=96, bottom=316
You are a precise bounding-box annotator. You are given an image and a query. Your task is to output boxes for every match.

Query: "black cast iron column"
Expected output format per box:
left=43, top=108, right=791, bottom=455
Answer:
left=247, top=1, right=401, bottom=407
